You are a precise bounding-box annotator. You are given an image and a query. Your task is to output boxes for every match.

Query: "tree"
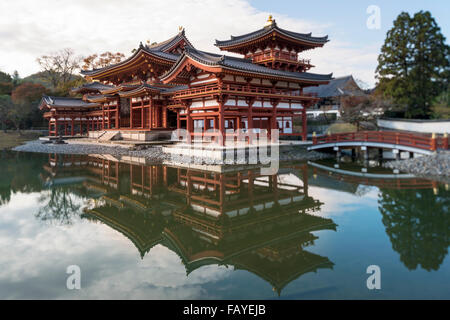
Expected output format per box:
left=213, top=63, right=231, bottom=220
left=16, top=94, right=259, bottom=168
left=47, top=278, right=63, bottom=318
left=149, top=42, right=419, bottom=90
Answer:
left=82, top=51, right=125, bottom=70
left=378, top=187, right=450, bottom=271
left=11, top=82, right=46, bottom=106
left=376, top=11, right=450, bottom=118
left=12, top=70, right=20, bottom=86
left=9, top=82, right=47, bottom=130
left=431, top=88, right=450, bottom=119
left=0, top=95, right=13, bottom=131
left=0, top=70, right=13, bottom=96
left=0, top=70, right=12, bottom=83
left=36, top=48, right=82, bottom=91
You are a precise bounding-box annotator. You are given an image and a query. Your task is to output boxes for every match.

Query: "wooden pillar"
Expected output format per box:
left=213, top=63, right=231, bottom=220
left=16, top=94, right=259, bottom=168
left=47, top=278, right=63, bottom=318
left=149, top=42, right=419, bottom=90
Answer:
left=162, top=106, right=167, bottom=128
left=270, top=100, right=279, bottom=140
left=149, top=98, right=153, bottom=129
left=157, top=106, right=161, bottom=128
left=141, top=100, right=144, bottom=128
left=176, top=110, right=180, bottom=129
left=218, top=100, right=225, bottom=146
left=102, top=105, right=105, bottom=130
left=302, top=107, right=307, bottom=141
left=71, top=118, right=74, bottom=136
left=219, top=173, right=225, bottom=214
left=248, top=98, right=254, bottom=144
left=302, top=164, right=308, bottom=197
left=130, top=100, right=133, bottom=129
left=64, top=120, right=67, bottom=136
left=186, top=107, right=192, bottom=144
left=55, top=119, right=59, bottom=136
left=115, top=104, right=120, bottom=130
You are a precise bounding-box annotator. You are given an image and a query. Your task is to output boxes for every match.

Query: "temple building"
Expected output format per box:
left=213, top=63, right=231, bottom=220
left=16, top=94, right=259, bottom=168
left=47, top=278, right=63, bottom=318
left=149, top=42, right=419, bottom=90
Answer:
left=304, top=75, right=366, bottom=119
left=39, top=16, right=332, bottom=144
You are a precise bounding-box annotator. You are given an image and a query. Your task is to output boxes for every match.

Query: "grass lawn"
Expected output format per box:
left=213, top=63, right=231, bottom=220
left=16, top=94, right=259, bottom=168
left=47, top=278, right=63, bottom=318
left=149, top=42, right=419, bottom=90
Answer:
left=0, top=131, right=43, bottom=149
left=327, top=122, right=357, bottom=134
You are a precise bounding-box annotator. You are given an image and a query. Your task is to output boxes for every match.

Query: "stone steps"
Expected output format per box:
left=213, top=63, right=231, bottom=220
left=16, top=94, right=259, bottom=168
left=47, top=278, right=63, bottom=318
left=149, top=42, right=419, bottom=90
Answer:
left=98, top=131, right=118, bottom=142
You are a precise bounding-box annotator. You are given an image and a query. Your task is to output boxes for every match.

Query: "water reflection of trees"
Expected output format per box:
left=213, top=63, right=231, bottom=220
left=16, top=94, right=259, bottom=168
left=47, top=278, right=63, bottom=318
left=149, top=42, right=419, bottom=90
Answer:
left=378, top=187, right=450, bottom=271
left=37, top=186, right=83, bottom=225
left=0, top=150, right=46, bottom=205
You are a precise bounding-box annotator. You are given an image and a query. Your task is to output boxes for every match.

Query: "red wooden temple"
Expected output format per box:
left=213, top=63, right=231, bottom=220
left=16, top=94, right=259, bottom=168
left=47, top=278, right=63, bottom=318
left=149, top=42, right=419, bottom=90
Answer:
left=39, top=16, right=332, bottom=144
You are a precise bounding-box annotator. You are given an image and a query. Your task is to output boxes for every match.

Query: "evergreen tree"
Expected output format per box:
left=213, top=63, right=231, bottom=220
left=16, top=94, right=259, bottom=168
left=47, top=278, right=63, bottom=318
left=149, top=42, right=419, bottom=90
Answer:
left=376, top=11, right=450, bottom=118
left=12, top=70, right=20, bottom=86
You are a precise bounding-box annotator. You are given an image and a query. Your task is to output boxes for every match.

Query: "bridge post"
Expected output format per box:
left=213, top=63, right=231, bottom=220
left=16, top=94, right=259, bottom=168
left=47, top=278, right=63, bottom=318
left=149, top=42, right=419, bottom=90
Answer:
left=361, top=146, right=369, bottom=160
left=378, top=148, right=383, bottom=159
left=431, top=133, right=437, bottom=151
left=393, top=149, right=400, bottom=160
left=334, top=146, right=341, bottom=161
left=312, top=132, right=317, bottom=145
left=443, top=133, right=448, bottom=150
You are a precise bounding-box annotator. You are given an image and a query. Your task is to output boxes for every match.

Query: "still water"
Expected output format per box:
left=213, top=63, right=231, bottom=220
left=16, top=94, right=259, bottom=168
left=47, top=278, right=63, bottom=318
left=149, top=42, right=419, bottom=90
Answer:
left=0, top=151, right=448, bottom=299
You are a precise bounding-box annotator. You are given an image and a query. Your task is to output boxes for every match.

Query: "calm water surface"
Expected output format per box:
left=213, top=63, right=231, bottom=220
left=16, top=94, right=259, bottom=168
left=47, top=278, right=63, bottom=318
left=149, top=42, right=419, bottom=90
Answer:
left=0, top=151, right=448, bottom=299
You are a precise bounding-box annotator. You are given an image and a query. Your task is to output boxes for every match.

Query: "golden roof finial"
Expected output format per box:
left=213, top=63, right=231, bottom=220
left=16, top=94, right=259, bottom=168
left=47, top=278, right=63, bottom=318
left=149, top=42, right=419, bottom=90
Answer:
left=179, top=26, right=184, bottom=32
left=264, top=15, right=274, bottom=27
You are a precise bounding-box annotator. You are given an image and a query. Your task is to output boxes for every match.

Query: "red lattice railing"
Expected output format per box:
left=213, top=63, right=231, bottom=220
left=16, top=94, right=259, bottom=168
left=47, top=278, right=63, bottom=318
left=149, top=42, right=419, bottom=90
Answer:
left=312, top=131, right=449, bottom=151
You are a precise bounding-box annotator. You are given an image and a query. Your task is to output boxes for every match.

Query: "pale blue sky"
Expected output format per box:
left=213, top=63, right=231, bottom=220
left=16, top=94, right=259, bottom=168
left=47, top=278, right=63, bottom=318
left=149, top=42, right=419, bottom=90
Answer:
left=250, top=0, right=449, bottom=46
left=0, top=0, right=448, bottom=87
left=250, top=0, right=449, bottom=87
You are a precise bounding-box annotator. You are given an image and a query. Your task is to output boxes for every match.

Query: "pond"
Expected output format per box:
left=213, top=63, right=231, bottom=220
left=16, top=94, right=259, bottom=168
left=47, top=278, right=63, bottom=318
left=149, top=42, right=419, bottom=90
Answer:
left=0, top=151, right=448, bottom=299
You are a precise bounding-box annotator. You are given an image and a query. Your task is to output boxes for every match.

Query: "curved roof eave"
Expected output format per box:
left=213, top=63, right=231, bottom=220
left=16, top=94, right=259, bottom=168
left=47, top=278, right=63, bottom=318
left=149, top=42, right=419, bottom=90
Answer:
left=80, top=46, right=178, bottom=78
left=215, top=24, right=328, bottom=48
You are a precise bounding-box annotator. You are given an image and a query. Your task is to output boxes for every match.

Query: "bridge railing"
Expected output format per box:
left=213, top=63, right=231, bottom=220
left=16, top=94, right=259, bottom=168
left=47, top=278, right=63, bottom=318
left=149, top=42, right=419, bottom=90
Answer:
left=312, top=131, right=449, bottom=151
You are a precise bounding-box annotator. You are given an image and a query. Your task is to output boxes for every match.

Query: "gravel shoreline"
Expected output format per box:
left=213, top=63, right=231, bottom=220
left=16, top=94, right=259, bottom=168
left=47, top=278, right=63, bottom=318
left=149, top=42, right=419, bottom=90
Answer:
left=384, top=150, right=450, bottom=183
left=12, top=139, right=449, bottom=182
left=12, top=139, right=331, bottom=164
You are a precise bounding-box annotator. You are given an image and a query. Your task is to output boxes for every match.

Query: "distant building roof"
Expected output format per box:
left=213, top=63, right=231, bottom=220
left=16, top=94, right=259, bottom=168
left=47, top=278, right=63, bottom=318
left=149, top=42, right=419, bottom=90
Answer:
left=303, top=75, right=365, bottom=98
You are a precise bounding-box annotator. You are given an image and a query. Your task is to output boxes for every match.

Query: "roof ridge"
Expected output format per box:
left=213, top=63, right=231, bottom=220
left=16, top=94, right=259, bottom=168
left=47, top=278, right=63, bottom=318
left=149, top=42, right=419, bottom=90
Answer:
left=215, top=22, right=328, bottom=47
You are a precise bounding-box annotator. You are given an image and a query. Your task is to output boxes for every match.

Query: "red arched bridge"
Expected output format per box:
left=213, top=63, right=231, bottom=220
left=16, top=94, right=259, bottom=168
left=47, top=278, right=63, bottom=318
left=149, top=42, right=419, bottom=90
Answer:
left=308, top=131, right=449, bottom=155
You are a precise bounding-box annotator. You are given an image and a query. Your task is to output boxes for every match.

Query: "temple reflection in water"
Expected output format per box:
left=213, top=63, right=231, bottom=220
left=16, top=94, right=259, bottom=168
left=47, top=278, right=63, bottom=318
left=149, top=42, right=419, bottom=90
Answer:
left=42, top=154, right=336, bottom=295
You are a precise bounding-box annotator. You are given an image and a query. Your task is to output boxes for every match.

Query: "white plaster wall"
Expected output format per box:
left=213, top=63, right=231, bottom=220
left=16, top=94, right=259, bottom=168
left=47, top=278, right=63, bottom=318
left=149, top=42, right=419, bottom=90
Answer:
left=378, top=119, right=450, bottom=134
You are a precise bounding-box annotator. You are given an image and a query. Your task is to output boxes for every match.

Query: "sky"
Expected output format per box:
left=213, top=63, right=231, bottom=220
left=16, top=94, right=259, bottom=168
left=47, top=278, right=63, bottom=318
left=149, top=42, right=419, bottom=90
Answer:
left=0, top=0, right=449, bottom=88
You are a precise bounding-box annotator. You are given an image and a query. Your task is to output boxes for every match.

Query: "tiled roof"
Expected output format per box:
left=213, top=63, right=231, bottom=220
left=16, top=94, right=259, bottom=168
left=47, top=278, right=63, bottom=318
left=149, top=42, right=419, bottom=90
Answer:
left=215, top=21, right=328, bottom=48
left=81, top=31, right=195, bottom=77
left=41, top=95, right=100, bottom=108
left=71, top=82, right=115, bottom=93
left=161, top=85, right=189, bottom=92
left=163, top=47, right=332, bottom=82
left=85, top=94, right=116, bottom=102
left=100, top=83, right=140, bottom=94
left=303, top=75, right=365, bottom=98
left=146, top=29, right=194, bottom=52
left=80, top=46, right=178, bottom=77
left=117, top=83, right=164, bottom=97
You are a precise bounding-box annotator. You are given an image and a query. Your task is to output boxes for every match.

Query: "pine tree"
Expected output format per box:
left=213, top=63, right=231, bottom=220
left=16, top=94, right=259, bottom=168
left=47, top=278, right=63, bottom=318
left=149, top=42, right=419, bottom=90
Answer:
left=376, top=11, right=450, bottom=118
